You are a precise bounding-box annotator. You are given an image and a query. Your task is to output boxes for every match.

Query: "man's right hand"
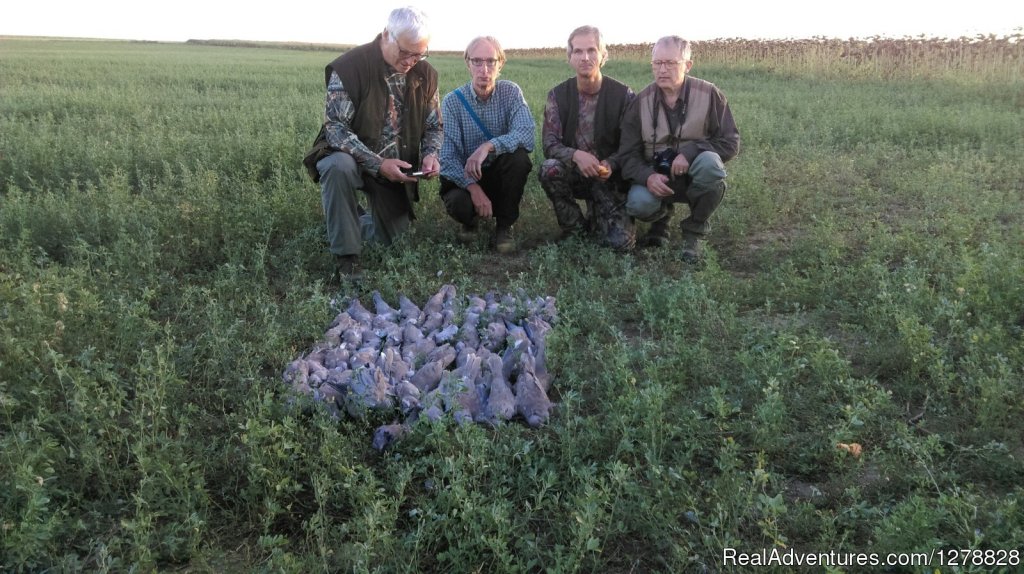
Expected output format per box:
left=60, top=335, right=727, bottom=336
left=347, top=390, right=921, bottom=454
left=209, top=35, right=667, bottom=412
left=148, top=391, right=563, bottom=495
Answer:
left=646, top=173, right=674, bottom=198
left=468, top=184, right=493, bottom=218
left=572, top=150, right=603, bottom=178
left=380, top=158, right=418, bottom=183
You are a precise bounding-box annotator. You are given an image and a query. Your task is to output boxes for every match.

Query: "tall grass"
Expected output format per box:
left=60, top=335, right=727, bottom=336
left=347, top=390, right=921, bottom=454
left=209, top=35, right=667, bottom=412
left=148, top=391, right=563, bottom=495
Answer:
left=1, top=37, right=1022, bottom=572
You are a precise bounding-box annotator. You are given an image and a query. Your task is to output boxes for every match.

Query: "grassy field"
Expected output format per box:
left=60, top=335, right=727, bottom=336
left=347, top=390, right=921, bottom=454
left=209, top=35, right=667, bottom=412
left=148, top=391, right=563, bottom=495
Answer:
left=1, top=36, right=1022, bottom=572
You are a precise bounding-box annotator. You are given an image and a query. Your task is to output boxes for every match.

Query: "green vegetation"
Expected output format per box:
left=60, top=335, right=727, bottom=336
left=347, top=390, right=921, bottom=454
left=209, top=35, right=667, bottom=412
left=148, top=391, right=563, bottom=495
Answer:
left=1, top=37, right=1022, bottom=572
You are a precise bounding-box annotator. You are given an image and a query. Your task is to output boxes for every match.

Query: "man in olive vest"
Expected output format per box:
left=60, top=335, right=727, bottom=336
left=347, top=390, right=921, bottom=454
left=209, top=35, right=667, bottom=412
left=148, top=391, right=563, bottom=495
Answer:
left=539, top=25, right=637, bottom=251
left=617, top=36, right=740, bottom=263
left=302, top=6, right=442, bottom=281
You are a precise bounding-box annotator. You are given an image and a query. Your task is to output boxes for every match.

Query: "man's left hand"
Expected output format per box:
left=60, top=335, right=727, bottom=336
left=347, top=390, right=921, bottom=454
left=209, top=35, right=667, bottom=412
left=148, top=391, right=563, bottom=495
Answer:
left=420, top=154, right=440, bottom=179
left=670, top=154, right=690, bottom=180
left=465, top=142, right=493, bottom=181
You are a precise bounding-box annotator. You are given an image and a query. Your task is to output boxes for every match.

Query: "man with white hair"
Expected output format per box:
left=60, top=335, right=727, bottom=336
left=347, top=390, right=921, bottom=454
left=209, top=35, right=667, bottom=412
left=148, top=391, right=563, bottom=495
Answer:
left=303, top=6, right=442, bottom=281
left=617, top=36, right=740, bottom=263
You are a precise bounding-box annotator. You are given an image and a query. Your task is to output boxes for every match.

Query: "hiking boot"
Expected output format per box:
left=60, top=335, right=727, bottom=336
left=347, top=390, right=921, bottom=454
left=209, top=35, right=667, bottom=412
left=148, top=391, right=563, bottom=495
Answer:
left=639, top=205, right=673, bottom=248
left=334, top=254, right=362, bottom=282
left=493, top=225, right=516, bottom=254
left=680, top=235, right=702, bottom=264
left=457, top=222, right=478, bottom=244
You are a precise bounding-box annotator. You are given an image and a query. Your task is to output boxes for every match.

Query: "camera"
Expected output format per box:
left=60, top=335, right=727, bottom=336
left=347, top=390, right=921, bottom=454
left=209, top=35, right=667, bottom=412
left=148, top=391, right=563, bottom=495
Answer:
left=652, top=149, right=678, bottom=176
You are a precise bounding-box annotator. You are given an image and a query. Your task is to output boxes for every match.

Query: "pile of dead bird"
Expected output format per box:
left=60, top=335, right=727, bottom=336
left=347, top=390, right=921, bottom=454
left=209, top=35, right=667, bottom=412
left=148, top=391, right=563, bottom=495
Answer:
left=282, top=284, right=556, bottom=450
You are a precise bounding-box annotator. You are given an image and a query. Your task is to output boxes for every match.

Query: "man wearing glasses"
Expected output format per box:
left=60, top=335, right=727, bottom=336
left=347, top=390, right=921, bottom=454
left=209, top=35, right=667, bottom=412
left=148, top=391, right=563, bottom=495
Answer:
left=617, top=36, right=740, bottom=263
left=439, top=36, right=535, bottom=254
left=539, top=25, right=637, bottom=251
left=302, top=6, right=442, bottom=281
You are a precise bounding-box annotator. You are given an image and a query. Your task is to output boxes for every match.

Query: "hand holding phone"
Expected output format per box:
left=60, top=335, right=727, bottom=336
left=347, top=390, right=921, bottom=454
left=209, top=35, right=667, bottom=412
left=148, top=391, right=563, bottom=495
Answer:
left=403, top=169, right=436, bottom=178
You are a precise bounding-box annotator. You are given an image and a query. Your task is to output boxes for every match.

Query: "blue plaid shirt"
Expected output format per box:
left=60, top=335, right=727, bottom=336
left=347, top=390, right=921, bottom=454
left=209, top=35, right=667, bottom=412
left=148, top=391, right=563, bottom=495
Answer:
left=439, top=80, right=535, bottom=189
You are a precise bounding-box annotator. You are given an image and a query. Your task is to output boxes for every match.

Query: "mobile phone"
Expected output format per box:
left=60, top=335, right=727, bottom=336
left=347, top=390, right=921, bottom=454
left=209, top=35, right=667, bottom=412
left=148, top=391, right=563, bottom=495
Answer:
left=402, top=169, right=428, bottom=178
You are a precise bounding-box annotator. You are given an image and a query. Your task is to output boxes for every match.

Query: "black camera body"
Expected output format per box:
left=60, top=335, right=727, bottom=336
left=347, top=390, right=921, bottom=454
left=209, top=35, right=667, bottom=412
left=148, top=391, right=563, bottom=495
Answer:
left=652, top=148, right=678, bottom=175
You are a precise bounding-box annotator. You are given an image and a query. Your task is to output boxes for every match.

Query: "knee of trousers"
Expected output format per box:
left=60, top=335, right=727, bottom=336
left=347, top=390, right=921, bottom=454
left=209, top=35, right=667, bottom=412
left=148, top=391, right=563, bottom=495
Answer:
left=317, top=152, right=362, bottom=192
left=625, top=184, right=663, bottom=219
left=538, top=159, right=572, bottom=196
left=501, top=147, right=534, bottom=176
left=688, top=151, right=727, bottom=188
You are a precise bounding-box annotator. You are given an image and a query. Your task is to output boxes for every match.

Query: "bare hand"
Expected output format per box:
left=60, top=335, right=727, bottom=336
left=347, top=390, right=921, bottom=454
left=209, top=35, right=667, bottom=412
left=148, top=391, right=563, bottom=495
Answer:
left=468, top=184, right=493, bottom=218
left=670, top=154, right=691, bottom=180
left=646, top=173, right=674, bottom=198
left=464, top=142, right=493, bottom=181
left=596, top=160, right=612, bottom=181
left=420, top=154, right=441, bottom=180
left=380, top=158, right=417, bottom=183
left=573, top=150, right=602, bottom=179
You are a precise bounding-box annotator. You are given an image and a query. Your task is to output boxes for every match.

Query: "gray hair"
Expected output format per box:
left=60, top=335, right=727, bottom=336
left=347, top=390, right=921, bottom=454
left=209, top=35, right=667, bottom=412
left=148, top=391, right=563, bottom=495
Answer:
left=385, top=6, right=430, bottom=43
left=653, top=35, right=692, bottom=61
left=464, top=36, right=506, bottom=63
left=566, top=25, right=608, bottom=61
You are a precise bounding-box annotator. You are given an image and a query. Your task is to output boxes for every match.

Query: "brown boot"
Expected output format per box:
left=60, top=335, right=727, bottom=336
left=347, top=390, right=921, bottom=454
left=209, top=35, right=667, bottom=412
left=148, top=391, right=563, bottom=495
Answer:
left=457, top=221, right=478, bottom=244
left=680, top=234, right=702, bottom=264
left=334, top=254, right=362, bottom=282
left=493, top=225, right=516, bottom=254
left=639, top=204, right=673, bottom=248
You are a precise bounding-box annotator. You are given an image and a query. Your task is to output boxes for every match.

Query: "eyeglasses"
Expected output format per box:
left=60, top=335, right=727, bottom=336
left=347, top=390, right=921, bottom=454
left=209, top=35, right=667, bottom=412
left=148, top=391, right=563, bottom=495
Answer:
left=397, top=44, right=429, bottom=63
left=651, top=60, right=686, bottom=69
left=467, top=58, right=500, bottom=69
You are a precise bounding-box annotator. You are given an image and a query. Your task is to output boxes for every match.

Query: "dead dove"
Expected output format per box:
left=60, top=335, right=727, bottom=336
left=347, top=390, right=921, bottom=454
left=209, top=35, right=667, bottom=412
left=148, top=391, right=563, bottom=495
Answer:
left=514, top=354, right=552, bottom=428
left=324, top=346, right=351, bottom=369
left=460, top=310, right=482, bottom=349
left=397, top=294, right=422, bottom=323
left=402, top=335, right=436, bottom=365
left=420, top=311, right=444, bottom=333
left=480, top=321, right=507, bottom=352
left=425, top=343, right=457, bottom=368
left=394, top=380, right=421, bottom=414
left=348, top=346, right=378, bottom=370
left=432, top=323, right=459, bottom=344
left=371, top=291, right=400, bottom=323
left=372, top=421, right=410, bottom=451
left=452, top=353, right=484, bottom=422
left=484, top=354, right=515, bottom=423
left=422, top=284, right=455, bottom=316
left=346, top=298, right=374, bottom=325
left=523, top=316, right=553, bottom=390
left=327, top=311, right=359, bottom=333
left=344, top=367, right=394, bottom=416
left=410, top=359, right=445, bottom=393
left=342, top=327, right=363, bottom=348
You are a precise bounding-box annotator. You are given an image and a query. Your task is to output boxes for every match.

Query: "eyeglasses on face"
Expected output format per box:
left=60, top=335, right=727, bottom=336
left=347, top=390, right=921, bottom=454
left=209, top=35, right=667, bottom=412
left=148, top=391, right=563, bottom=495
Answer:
left=397, top=45, right=429, bottom=62
left=467, top=58, right=500, bottom=68
left=651, top=60, right=685, bottom=69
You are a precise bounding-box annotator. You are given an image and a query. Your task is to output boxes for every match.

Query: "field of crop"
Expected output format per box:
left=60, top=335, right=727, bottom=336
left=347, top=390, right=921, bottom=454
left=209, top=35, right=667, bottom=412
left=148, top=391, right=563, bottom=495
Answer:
left=1, top=36, right=1022, bottom=572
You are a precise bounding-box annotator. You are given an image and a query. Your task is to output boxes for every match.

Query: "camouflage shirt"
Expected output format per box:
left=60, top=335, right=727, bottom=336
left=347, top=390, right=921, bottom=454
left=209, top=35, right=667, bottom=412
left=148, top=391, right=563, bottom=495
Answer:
left=324, top=69, right=442, bottom=178
left=542, top=89, right=599, bottom=165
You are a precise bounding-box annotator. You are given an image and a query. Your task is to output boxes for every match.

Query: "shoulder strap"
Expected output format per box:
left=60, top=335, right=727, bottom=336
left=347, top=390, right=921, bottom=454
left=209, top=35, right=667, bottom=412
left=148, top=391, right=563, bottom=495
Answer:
left=454, top=88, right=495, bottom=140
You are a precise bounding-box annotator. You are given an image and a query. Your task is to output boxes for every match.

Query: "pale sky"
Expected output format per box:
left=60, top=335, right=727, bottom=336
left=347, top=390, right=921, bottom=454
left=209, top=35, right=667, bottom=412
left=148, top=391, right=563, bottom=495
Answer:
left=3, top=1, right=1021, bottom=51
